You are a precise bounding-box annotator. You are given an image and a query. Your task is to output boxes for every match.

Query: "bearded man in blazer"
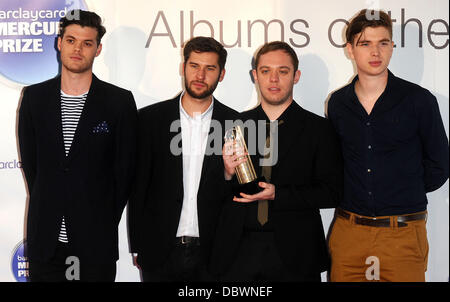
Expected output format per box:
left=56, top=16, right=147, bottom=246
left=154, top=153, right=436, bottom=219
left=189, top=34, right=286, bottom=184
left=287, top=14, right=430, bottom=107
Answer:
left=128, top=36, right=238, bottom=281
left=18, top=10, right=137, bottom=282
left=211, top=41, right=343, bottom=281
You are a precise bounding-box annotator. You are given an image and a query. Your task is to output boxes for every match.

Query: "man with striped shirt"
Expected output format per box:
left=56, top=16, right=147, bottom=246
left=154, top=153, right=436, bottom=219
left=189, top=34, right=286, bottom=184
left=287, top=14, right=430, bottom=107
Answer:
left=58, top=91, right=88, bottom=243
left=18, top=10, right=137, bottom=282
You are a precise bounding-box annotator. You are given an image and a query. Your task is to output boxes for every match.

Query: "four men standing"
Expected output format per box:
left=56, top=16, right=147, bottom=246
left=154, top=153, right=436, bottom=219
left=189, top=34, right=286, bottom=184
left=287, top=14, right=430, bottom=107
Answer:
left=17, top=9, right=448, bottom=282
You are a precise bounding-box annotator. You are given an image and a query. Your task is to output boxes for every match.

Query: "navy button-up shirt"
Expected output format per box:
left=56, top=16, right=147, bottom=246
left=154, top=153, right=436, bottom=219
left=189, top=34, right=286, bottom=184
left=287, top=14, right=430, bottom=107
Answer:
left=328, top=70, right=448, bottom=216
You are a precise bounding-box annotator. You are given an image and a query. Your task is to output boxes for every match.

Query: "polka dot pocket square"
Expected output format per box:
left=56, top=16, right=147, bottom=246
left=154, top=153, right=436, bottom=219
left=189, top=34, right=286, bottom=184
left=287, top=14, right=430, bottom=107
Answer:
left=92, top=121, right=110, bottom=134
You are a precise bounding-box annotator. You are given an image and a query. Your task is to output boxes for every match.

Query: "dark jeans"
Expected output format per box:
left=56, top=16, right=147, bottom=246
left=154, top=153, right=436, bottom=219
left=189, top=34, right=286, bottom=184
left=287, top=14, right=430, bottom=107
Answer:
left=29, top=242, right=116, bottom=282
left=222, top=232, right=320, bottom=282
left=142, top=243, right=213, bottom=282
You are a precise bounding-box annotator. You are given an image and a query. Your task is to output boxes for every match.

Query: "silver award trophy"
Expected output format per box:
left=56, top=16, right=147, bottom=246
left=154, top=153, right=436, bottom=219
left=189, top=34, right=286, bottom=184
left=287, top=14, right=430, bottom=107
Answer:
left=224, top=125, right=265, bottom=195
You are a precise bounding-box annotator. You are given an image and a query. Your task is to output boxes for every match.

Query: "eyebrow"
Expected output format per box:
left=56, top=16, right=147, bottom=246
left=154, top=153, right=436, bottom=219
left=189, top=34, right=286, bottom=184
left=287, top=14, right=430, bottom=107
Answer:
left=258, top=65, right=291, bottom=70
left=64, top=35, right=95, bottom=42
left=357, top=38, right=391, bottom=44
left=189, top=61, right=218, bottom=68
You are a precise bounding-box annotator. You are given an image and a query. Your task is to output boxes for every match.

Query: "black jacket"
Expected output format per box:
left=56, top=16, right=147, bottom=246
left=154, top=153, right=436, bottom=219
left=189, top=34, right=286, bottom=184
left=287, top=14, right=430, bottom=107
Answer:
left=128, top=94, right=238, bottom=272
left=18, top=75, right=137, bottom=264
left=210, top=101, right=343, bottom=278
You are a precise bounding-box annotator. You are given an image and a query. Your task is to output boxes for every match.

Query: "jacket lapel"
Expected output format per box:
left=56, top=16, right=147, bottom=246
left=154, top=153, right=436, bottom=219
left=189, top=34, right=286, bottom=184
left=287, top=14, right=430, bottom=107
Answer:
left=65, top=75, right=99, bottom=162
left=254, top=102, right=305, bottom=168
left=48, top=76, right=67, bottom=163
left=167, top=95, right=184, bottom=201
left=274, top=101, right=306, bottom=166
left=198, top=98, right=224, bottom=190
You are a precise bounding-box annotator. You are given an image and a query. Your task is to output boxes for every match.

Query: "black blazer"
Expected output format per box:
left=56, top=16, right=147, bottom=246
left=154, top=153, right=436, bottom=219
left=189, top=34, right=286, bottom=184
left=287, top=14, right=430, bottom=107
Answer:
left=128, top=94, right=238, bottom=272
left=210, top=101, right=343, bottom=279
left=18, top=75, right=137, bottom=264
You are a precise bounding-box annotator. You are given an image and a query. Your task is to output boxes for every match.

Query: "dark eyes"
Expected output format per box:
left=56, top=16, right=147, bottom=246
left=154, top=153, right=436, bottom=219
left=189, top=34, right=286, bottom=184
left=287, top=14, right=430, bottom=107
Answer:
left=65, top=39, right=93, bottom=47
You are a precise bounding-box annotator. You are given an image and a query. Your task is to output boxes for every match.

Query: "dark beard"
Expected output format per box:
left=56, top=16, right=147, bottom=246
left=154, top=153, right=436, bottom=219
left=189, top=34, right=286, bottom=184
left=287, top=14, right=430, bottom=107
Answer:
left=184, top=76, right=220, bottom=99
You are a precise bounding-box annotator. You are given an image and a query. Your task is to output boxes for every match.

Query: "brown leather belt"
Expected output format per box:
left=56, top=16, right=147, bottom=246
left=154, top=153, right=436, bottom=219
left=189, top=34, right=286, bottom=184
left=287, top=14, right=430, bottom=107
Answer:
left=336, top=208, right=427, bottom=227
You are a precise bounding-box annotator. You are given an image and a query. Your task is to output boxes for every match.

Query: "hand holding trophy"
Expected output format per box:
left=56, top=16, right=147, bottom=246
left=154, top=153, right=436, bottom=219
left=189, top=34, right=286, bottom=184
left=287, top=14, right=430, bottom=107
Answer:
left=224, top=125, right=265, bottom=196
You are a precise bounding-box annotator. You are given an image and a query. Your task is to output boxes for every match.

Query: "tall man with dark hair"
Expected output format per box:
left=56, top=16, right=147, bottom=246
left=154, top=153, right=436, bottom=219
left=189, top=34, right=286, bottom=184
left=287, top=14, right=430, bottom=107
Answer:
left=128, top=36, right=238, bottom=281
left=211, top=41, right=343, bottom=281
left=327, top=9, right=449, bottom=282
left=18, top=10, right=137, bottom=281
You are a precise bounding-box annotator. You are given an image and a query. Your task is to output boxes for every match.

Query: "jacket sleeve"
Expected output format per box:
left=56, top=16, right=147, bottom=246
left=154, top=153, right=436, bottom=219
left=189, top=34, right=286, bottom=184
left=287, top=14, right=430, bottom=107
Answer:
left=416, top=90, right=449, bottom=192
left=18, top=87, right=37, bottom=194
left=274, top=120, right=344, bottom=211
left=113, top=91, right=138, bottom=223
left=127, top=108, right=153, bottom=253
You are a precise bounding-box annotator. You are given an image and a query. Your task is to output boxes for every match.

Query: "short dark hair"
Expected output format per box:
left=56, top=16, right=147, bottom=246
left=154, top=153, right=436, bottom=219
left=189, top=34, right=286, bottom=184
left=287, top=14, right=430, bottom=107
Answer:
left=254, top=41, right=299, bottom=72
left=346, top=9, right=393, bottom=45
left=58, top=9, right=106, bottom=45
left=183, top=36, right=227, bottom=71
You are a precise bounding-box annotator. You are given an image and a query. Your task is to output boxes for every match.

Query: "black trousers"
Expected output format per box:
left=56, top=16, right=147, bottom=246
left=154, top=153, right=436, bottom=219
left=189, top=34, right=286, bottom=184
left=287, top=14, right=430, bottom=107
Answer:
left=221, top=232, right=321, bottom=282
left=28, top=242, right=116, bottom=282
left=142, top=243, right=214, bottom=282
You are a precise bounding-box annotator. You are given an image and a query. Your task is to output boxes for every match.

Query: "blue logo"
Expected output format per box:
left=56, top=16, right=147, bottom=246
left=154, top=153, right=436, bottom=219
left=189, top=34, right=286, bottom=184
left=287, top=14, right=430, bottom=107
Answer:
left=11, top=240, right=29, bottom=282
left=0, top=0, right=88, bottom=86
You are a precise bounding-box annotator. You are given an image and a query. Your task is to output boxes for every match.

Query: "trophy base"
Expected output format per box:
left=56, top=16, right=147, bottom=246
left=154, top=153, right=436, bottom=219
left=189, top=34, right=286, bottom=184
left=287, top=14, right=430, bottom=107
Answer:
left=232, top=176, right=266, bottom=196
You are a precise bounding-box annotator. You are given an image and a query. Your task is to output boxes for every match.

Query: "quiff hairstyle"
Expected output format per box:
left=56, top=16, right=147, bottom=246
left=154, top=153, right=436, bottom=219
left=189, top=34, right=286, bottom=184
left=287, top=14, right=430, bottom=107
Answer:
left=59, top=9, right=106, bottom=45
left=346, top=9, right=393, bottom=45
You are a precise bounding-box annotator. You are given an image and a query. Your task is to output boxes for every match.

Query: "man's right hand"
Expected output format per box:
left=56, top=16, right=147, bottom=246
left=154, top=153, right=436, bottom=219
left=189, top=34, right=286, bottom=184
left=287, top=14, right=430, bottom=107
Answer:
left=222, top=141, right=247, bottom=180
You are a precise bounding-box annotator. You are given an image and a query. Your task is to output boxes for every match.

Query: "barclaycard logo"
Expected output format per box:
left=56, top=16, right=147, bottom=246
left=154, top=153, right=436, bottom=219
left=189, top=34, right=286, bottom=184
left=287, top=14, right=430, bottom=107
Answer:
left=11, top=240, right=29, bottom=282
left=0, top=0, right=87, bottom=86
left=0, top=159, right=22, bottom=169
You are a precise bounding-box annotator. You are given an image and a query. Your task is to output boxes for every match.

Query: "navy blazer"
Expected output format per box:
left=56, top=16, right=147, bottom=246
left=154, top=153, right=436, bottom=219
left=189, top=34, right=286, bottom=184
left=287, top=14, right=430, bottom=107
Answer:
left=18, top=75, right=137, bottom=264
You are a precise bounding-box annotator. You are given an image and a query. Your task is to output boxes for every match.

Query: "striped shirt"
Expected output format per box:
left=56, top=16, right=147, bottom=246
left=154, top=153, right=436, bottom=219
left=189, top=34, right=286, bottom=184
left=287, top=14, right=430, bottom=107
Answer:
left=58, top=91, right=88, bottom=243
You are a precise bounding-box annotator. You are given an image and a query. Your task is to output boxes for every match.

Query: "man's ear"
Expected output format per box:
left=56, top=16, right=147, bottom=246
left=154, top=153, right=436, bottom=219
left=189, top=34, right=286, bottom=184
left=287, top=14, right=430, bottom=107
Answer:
left=95, top=43, right=103, bottom=57
left=218, top=68, right=226, bottom=82
left=346, top=42, right=355, bottom=60
left=252, top=69, right=258, bottom=83
left=293, top=69, right=301, bottom=84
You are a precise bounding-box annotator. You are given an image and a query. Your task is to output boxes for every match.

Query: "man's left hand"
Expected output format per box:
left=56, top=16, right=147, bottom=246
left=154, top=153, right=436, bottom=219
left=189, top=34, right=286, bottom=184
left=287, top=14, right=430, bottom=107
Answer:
left=233, top=182, right=275, bottom=203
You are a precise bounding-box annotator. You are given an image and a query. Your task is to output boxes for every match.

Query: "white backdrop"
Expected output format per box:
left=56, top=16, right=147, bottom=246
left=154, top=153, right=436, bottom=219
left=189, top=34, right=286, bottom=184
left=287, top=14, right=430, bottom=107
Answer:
left=1, top=0, right=448, bottom=282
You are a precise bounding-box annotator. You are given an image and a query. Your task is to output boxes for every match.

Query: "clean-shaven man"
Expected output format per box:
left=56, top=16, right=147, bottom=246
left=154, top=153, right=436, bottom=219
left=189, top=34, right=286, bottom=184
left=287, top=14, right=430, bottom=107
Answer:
left=211, top=41, right=343, bottom=281
left=18, top=10, right=137, bottom=282
left=327, top=9, right=449, bottom=282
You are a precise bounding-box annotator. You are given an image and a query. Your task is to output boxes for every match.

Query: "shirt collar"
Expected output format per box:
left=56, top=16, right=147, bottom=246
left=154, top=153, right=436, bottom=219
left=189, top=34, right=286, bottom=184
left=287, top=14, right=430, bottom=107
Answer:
left=179, top=91, right=214, bottom=121
left=346, top=69, right=396, bottom=114
left=257, top=100, right=295, bottom=124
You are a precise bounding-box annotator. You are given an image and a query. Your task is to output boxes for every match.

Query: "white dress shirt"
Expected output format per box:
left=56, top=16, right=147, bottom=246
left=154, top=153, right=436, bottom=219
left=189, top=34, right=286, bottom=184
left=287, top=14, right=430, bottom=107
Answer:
left=176, top=92, right=214, bottom=237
